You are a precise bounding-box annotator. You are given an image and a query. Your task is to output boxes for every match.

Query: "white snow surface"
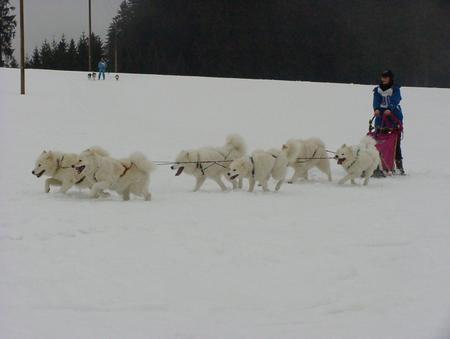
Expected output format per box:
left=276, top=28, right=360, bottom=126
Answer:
left=1, top=68, right=450, bottom=339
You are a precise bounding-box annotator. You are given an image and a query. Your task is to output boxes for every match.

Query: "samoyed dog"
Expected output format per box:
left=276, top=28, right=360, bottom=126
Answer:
left=171, top=134, right=246, bottom=191
left=227, top=146, right=297, bottom=192
left=334, top=136, right=380, bottom=186
left=283, top=138, right=332, bottom=183
left=73, top=147, right=155, bottom=200
left=32, top=150, right=92, bottom=193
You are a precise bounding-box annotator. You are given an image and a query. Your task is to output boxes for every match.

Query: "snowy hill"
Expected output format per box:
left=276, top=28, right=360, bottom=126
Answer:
left=1, top=68, right=450, bottom=339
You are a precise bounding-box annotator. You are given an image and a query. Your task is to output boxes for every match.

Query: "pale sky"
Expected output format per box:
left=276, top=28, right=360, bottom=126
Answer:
left=11, top=0, right=123, bottom=59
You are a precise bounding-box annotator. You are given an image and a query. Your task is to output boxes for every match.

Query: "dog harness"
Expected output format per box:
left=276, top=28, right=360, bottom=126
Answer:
left=196, top=153, right=205, bottom=175
left=345, top=148, right=360, bottom=170
left=75, top=176, right=86, bottom=185
left=120, top=164, right=132, bottom=177
left=296, top=148, right=318, bottom=164
left=250, top=156, right=255, bottom=177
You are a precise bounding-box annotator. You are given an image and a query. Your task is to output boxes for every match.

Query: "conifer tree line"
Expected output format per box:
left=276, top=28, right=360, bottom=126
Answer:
left=2, top=0, right=449, bottom=86
left=103, top=0, right=450, bottom=87
left=26, top=33, right=104, bottom=71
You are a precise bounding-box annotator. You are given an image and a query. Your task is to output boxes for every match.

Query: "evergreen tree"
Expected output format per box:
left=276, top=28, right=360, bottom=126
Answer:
left=29, top=47, right=41, bottom=68
left=54, top=35, right=68, bottom=70
left=76, top=33, right=89, bottom=71
left=39, top=40, right=53, bottom=69
left=67, top=38, right=78, bottom=70
left=8, top=54, right=17, bottom=67
left=91, top=33, right=104, bottom=70
left=0, top=0, right=16, bottom=67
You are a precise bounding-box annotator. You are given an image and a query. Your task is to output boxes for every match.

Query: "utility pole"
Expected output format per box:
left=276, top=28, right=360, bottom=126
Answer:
left=20, top=0, right=25, bottom=95
left=88, top=0, right=92, bottom=71
left=114, top=33, right=118, bottom=73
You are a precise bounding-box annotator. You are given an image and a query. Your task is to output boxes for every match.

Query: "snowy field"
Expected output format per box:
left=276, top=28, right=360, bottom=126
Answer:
left=1, top=68, right=450, bottom=339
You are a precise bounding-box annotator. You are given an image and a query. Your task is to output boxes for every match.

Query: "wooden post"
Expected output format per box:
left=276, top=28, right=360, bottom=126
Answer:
left=88, top=0, right=92, bottom=71
left=20, top=0, right=25, bottom=95
left=114, top=33, right=118, bottom=73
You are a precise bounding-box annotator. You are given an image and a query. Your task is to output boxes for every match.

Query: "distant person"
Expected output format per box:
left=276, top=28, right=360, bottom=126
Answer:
left=98, top=58, right=107, bottom=80
left=373, top=70, right=405, bottom=175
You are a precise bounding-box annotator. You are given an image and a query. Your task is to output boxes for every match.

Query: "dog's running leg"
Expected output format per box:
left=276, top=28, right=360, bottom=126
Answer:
left=59, top=181, right=74, bottom=193
left=363, top=166, right=376, bottom=185
left=261, top=180, right=270, bottom=192
left=212, top=176, right=227, bottom=191
left=45, top=178, right=62, bottom=193
left=122, top=188, right=130, bottom=201
left=89, top=181, right=111, bottom=198
left=338, top=173, right=355, bottom=185
left=248, top=177, right=256, bottom=192
left=288, top=170, right=300, bottom=184
left=275, top=180, right=283, bottom=191
left=238, top=178, right=243, bottom=189
left=143, top=190, right=152, bottom=201
left=231, top=178, right=238, bottom=189
left=302, top=170, right=309, bottom=181
left=194, top=176, right=206, bottom=192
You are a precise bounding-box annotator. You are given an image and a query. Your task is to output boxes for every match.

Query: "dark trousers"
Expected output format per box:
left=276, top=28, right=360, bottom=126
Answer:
left=396, top=134, right=403, bottom=161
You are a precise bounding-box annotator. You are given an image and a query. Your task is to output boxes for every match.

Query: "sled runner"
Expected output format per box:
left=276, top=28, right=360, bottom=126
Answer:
left=367, top=115, right=402, bottom=173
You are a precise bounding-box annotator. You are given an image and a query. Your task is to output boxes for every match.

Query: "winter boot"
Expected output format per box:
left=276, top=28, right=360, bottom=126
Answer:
left=372, top=166, right=386, bottom=178
left=395, top=160, right=405, bottom=176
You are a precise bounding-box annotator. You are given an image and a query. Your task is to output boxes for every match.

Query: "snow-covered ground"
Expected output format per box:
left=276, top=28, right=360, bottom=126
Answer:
left=1, top=68, right=450, bottom=339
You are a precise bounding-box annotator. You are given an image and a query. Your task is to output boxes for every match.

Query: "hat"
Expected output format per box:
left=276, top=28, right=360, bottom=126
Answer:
left=381, top=69, right=394, bottom=78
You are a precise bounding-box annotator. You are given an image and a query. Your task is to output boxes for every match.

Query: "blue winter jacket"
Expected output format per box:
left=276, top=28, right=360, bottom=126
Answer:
left=373, top=85, right=403, bottom=126
left=98, top=61, right=106, bottom=72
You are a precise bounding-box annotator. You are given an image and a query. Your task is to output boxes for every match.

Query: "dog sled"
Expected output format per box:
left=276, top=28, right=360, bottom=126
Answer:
left=367, top=115, right=402, bottom=174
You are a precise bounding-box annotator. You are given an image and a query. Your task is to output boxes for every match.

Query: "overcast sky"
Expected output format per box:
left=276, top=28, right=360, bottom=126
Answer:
left=11, top=0, right=123, bottom=58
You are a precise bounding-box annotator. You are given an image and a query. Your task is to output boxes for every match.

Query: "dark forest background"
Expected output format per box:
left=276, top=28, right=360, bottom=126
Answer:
left=28, top=0, right=450, bottom=87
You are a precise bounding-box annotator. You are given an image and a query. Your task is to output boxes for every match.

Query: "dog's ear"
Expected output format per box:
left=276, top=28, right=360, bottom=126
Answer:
left=47, top=151, right=54, bottom=158
left=341, top=144, right=347, bottom=148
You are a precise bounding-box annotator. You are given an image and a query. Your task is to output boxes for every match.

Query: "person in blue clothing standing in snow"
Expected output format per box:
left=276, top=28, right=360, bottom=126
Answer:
left=98, top=58, right=107, bottom=80
left=373, top=70, right=405, bottom=175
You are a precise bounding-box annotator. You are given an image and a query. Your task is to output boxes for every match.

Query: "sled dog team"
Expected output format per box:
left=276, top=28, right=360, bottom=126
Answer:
left=32, top=134, right=380, bottom=201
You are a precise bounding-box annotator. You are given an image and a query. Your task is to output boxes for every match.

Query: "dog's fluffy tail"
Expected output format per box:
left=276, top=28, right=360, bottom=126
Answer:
left=225, top=134, right=246, bottom=155
left=360, top=136, right=377, bottom=149
left=129, top=152, right=156, bottom=173
left=282, top=139, right=301, bottom=163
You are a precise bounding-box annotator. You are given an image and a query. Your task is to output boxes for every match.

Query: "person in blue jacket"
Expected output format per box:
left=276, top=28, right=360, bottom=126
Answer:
left=98, top=58, right=107, bottom=80
left=373, top=70, right=405, bottom=175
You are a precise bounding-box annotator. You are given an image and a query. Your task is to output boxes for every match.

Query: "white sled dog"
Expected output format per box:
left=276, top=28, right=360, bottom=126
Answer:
left=73, top=147, right=155, bottom=200
left=283, top=137, right=332, bottom=183
left=32, top=150, right=93, bottom=193
left=171, top=134, right=246, bottom=191
left=227, top=146, right=298, bottom=192
left=334, top=136, right=380, bottom=186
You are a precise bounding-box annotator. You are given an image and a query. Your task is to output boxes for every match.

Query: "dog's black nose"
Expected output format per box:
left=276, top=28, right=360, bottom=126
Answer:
left=32, top=170, right=34, bottom=174
left=227, top=172, right=230, bottom=176
left=170, top=166, right=174, bottom=170
left=71, top=165, right=75, bottom=168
